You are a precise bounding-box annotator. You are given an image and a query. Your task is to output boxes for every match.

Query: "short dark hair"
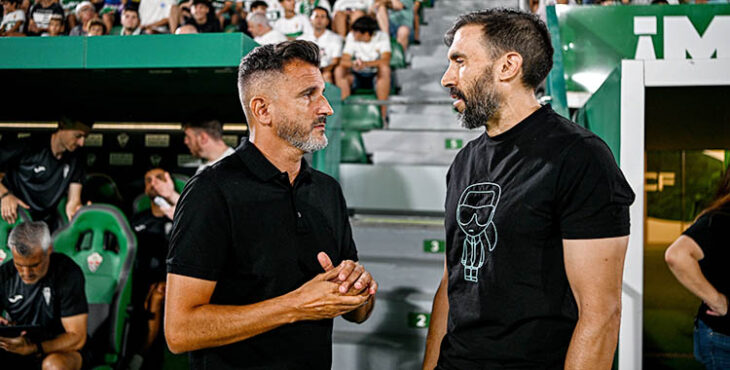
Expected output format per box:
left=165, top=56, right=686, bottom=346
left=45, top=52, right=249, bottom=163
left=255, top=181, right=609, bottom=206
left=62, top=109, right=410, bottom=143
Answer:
left=445, top=9, right=553, bottom=89
left=351, top=15, right=378, bottom=35
left=250, top=0, right=268, bottom=9
left=312, top=6, right=330, bottom=20
left=238, top=40, right=320, bottom=93
left=183, top=116, right=223, bottom=140
left=87, top=18, right=107, bottom=33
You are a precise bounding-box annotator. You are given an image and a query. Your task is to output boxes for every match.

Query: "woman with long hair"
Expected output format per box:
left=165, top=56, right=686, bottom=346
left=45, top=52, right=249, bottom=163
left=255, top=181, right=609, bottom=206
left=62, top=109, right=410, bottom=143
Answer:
left=665, top=165, right=730, bottom=369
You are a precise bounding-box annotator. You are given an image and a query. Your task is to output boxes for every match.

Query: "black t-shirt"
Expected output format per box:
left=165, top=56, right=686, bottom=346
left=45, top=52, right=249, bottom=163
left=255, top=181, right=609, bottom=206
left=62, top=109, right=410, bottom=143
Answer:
left=439, top=105, right=634, bottom=369
left=132, top=210, right=173, bottom=284
left=167, top=139, right=358, bottom=370
left=683, top=208, right=730, bottom=335
left=183, top=14, right=221, bottom=33
left=0, top=134, right=85, bottom=217
left=28, top=2, right=64, bottom=33
left=0, top=253, right=88, bottom=341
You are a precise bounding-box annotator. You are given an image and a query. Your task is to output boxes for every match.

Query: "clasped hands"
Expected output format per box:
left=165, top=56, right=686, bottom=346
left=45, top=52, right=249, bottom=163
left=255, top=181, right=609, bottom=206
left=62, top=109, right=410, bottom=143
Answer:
left=291, top=252, right=377, bottom=321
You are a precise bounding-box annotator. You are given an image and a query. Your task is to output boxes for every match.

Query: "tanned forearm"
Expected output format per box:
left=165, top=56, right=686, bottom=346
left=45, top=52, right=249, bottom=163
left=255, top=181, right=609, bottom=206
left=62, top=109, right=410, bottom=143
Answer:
left=423, top=269, right=449, bottom=370
left=564, top=308, right=621, bottom=370
left=666, top=236, right=725, bottom=310
left=166, top=294, right=299, bottom=353
left=40, top=331, right=86, bottom=353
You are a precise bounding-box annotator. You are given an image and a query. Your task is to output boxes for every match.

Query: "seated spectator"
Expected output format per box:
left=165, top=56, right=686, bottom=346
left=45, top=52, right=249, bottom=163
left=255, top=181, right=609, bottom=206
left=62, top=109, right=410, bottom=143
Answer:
left=335, top=15, right=391, bottom=118
left=0, top=0, right=25, bottom=36
left=69, top=1, right=96, bottom=35
left=41, top=13, right=65, bottom=36
left=300, top=6, right=342, bottom=83
left=247, top=11, right=287, bottom=44
left=120, top=5, right=142, bottom=34
left=210, top=0, right=233, bottom=30
left=0, top=117, right=91, bottom=232
left=0, top=221, right=88, bottom=370
left=86, top=17, right=106, bottom=34
left=138, top=0, right=176, bottom=33
left=272, top=0, right=312, bottom=39
left=27, top=0, right=64, bottom=36
left=180, top=0, right=221, bottom=32
left=60, top=0, right=81, bottom=30
left=331, top=0, right=370, bottom=37
left=249, top=0, right=268, bottom=13
left=387, top=0, right=411, bottom=52
left=295, top=0, right=330, bottom=16
left=126, top=168, right=175, bottom=369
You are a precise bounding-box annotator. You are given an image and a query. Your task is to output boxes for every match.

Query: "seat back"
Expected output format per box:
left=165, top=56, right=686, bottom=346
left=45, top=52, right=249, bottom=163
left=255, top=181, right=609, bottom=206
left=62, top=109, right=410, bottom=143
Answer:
left=53, top=204, right=137, bottom=366
left=132, top=174, right=188, bottom=214
left=83, top=173, right=124, bottom=208
left=0, top=208, right=32, bottom=265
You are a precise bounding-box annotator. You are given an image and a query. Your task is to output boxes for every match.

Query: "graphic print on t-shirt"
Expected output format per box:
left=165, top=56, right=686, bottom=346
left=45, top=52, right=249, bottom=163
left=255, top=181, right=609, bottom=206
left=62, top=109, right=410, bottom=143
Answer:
left=456, top=182, right=500, bottom=283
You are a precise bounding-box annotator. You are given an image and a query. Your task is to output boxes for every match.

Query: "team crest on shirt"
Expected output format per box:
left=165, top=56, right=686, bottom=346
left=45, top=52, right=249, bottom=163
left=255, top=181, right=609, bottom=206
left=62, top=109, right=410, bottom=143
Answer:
left=43, top=287, right=51, bottom=306
left=456, top=182, right=501, bottom=283
left=0, top=249, right=6, bottom=264
left=87, top=252, right=103, bottom=273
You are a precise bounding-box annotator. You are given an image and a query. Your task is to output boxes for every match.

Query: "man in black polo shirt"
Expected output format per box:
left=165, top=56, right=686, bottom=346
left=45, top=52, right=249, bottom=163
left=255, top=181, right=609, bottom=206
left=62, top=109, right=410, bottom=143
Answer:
left=422, top=10, right=635, bottom=370
left=165, top=40, right=377, bottom=369
left=0, top=221, right=88, bottom=369
left=0, top=117, right=91, bottom=232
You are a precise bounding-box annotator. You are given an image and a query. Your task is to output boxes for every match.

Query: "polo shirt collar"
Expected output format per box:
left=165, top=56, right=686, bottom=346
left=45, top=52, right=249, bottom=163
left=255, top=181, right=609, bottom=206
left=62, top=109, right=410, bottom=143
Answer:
left=236, top=138, right=313, bottom=183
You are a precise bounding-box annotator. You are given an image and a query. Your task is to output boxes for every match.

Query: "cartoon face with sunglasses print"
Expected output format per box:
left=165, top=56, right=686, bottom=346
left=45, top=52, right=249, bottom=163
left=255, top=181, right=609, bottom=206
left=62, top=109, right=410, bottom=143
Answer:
left=456, top=182, right=501, bottom=283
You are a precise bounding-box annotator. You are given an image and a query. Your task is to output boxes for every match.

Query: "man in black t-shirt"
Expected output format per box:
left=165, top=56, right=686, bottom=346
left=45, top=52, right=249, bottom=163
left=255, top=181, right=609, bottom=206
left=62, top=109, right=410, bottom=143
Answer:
left=0, top=221, right=88, bottom=369
left=27, top=0, right=64, bottom=35
left=0, top=117, right=92, bottom=232
left=423, top=10, right=635, bottom=370
left=181, top=0, right=221, bottom=32
left=165, top=41, right=377, bottom=369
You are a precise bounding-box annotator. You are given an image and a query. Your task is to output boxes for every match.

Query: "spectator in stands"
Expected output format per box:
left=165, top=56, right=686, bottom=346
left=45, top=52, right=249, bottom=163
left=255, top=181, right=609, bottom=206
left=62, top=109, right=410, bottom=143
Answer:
left=179, top=0, right=221, bottom=32
left=60, top=0, right=81, bottom=30
left=210, top=0, right=233, bottom=30
left=388, top=0, right=412, bottom=52
left=126, top=168, right=175, bottom=369
left=248, top=11, right=287, bottom=44
left=0, top=0, right=25, bottom=36
left=295, top=0, right=330, bottom=16
left=302, top=6, right=342, bottom=83
left=412, top=0, right=420, bottom=45
left=249, top=0, right=267, bottom=13
left=69, top=1, right=96, bottom=35
left=27, top=0, right=64, bottom=36
left=86, top=17, right=105, bottom=34
left=183, top=116, right=236, bottom=175
left=335, top=15, right=391, bottom=119
left=139, top=0, right=176, bottom=33
left=42, top=13, right=65, bottom=36
left=273, top=0, right=312, bottom=39
left=120, top=5, right=142, bottom=34
left=332, top=0, right=370, bottom=37
left=0, top=117, right=91, bottom=232
left=0, top=221, right=88, bottom=370
left=175, top=23, right=197, bottom=32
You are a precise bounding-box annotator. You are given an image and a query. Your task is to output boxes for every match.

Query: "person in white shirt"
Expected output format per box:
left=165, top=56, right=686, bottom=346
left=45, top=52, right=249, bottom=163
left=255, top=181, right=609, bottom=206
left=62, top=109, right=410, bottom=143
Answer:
left=248, top=11, right=287, bottom=44
left=335, top=15, right=391, bottom=118
left=0, top=0, right=26, bottom=36
left=294, top=0, right=329, bottom=16
left=299, top=6, right=342, bottom=82
left=272, top=0, right=312, bottom=39
left=139, top=0, right=177, bottom=33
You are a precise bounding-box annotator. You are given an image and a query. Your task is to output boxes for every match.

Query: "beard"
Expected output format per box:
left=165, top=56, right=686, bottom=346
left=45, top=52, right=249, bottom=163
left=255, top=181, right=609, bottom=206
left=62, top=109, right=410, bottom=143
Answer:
left=276, top=115, right=328, bottom=153
left=451, top=68, right=502, bottom=130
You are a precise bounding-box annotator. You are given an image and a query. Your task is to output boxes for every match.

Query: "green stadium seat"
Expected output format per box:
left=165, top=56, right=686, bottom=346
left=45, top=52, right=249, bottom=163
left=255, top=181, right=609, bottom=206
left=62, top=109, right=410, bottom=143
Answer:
left=0, top=208, right=31, bottom=265
left=341, top=95, right=382, bottom=131
left=53, top=204, right=137, bottom=369
left=340, top=130, right=368, bottom=164
left=132, top=174, right=188, bottom=214
left=390, top=38, right=407, bottom=70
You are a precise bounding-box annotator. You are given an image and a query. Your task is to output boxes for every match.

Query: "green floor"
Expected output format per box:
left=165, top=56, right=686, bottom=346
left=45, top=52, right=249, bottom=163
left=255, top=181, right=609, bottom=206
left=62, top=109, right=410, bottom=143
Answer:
left=643, top=246, right=703, bottom=369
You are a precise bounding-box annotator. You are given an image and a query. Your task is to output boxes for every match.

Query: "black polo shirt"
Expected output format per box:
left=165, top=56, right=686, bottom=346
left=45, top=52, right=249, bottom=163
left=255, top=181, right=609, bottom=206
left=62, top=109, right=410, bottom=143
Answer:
left=167, top=138, right=358, bottom=370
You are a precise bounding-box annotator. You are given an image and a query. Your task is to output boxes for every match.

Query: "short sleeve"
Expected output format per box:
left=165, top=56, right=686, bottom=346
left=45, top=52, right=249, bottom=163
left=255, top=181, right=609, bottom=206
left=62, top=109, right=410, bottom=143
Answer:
left=377, top=32, right=391, bottom=54
left=342, top=34, right=355, bottom=56
left=556, top=137, right=635, bottom=239
left=59, top=262, right=89, bottom=317
left=166, top=174, right=232, bottom=281
left=683, top=211, right=730, bottom=257
left=683, top=213, right=713, bottom=252
left=331, top=35, right=343, bottom=58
